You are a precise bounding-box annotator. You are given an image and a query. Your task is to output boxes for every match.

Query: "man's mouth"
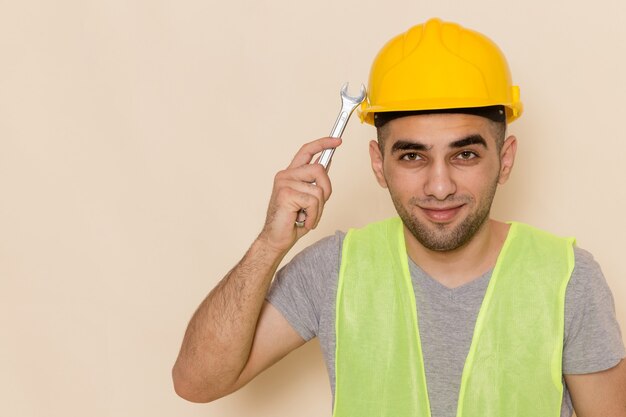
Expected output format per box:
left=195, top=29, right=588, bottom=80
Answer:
left=420, top=205, right=465, bottom=223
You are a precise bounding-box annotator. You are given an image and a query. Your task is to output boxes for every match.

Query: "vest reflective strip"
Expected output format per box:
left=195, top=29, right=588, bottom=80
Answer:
left=333, top=218, right=574, bottom=417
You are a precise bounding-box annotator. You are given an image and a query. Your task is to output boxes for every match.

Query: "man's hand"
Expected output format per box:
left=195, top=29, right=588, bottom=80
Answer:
left=259, top=137, right=341, bottom=253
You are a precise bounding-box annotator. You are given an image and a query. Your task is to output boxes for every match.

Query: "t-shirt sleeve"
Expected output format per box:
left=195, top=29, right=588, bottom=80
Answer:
left=563, top=247, right=626, bottom=374
left=266, top=232, right=342, bottom=341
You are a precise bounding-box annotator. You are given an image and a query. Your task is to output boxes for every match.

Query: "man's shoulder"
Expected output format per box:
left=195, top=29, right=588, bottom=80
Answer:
left=572, top=246, right=598, bottom=270
left=510, top=222, right=601, bottom=284
left=569, top=245, right=605, bottom=294
left=289, top=218, right=401, bottom=269
left=296, top=230, right=346, bottom=259
left=278, top=231, right=347, bottom=277
left=510, top=221, right=576, bottom=244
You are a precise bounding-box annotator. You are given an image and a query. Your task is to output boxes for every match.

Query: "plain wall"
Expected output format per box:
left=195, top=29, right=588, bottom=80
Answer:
left=1, top=0, right=624, bottom=416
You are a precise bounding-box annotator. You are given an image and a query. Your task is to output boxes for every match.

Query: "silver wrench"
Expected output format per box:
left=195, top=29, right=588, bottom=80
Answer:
left=295, top=83, right=367, bottom=227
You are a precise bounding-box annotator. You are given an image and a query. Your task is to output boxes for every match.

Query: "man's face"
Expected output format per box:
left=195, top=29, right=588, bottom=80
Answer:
left=370, top=113, right=516, bottom=252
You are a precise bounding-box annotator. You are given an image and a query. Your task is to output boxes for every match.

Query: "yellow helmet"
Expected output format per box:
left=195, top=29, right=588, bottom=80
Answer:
left=359, top=18, right=522, bottom=125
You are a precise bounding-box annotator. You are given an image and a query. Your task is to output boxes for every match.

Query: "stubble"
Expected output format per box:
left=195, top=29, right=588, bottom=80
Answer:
left=390, top=179, right=498, bottom=252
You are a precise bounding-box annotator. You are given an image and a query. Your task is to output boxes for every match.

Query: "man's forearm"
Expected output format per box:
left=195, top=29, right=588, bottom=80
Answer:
left=172, top=237, right=286, bottom=402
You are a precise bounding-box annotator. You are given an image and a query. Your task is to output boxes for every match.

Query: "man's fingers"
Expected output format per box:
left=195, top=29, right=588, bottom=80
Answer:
left=274, top=164, right=333, bottom=202
left=271, top=183, right=324, bottom=229
left=260, top=137, right=340, bottom=250
left=288, top=137, right=342, bottom=169
left=274, top=178, right=326, bottom=219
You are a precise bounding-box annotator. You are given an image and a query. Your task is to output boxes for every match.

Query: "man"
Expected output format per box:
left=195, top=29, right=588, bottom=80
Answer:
left=172, top=18, right=626, bottom=416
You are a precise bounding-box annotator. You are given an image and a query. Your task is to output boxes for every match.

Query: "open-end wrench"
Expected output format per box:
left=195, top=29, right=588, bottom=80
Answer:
left=295, top=83, right=367, bottom=227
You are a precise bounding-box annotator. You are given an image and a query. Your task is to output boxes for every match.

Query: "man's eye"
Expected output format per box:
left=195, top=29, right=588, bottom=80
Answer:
left=401, top=152, right=421, bottom=161
left=456, top=151, right=478, bottom=160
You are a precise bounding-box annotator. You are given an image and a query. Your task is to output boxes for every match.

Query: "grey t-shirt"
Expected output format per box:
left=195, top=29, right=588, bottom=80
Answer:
left=267, top=230, right=625, bottom=417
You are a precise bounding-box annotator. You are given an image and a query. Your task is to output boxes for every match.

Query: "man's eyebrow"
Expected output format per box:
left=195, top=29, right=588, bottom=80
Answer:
left=390, top=140, right=431, bottom=153
left=450, top=135, right=488, bottom=149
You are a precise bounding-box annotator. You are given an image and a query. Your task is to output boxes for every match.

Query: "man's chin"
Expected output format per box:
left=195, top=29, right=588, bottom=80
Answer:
left=403, top=213, right=488, bottom=252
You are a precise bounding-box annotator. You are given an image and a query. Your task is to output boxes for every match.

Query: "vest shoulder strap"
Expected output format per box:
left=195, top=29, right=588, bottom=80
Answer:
left=334, top=217, right=431, bottom=417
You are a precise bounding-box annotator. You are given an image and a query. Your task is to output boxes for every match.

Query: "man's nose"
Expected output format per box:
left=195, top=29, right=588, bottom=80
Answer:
left=424, top=161, right=457, bottom=200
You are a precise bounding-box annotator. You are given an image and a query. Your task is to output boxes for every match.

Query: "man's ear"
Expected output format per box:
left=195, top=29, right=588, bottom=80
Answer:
left=369, top=140, right=388, bottom=188
left=498, top=135, right=517, bottom=185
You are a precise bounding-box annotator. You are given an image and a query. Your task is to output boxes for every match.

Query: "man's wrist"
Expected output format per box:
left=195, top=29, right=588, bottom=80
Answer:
left=250, top=233, right=292, bottom=268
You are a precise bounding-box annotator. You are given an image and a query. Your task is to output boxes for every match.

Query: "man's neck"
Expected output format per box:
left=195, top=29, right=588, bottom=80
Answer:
left=404, top=219, right=511, bottom=289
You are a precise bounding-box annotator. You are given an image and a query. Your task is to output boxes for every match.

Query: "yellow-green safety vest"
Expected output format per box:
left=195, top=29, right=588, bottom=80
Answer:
left=333, top=217, right=575, bottom=417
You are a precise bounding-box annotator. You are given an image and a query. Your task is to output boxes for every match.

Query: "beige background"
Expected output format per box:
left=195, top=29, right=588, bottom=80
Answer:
left=1, top=0, right=624, bottom=416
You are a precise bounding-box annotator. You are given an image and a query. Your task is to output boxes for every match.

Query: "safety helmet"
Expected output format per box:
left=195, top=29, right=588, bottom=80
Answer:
left=359, top=18, right=523, bottom=125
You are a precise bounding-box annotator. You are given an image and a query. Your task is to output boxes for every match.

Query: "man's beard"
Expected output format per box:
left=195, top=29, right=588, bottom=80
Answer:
left=390, top=180, right=498, bottom=252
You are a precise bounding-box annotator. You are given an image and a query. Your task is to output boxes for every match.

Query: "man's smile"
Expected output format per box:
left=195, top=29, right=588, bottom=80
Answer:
left=419, top=204, right=465, bottom=223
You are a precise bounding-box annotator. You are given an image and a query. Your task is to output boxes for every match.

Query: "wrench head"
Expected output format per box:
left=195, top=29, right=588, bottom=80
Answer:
left=340, top=82, right=367, bottom=105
